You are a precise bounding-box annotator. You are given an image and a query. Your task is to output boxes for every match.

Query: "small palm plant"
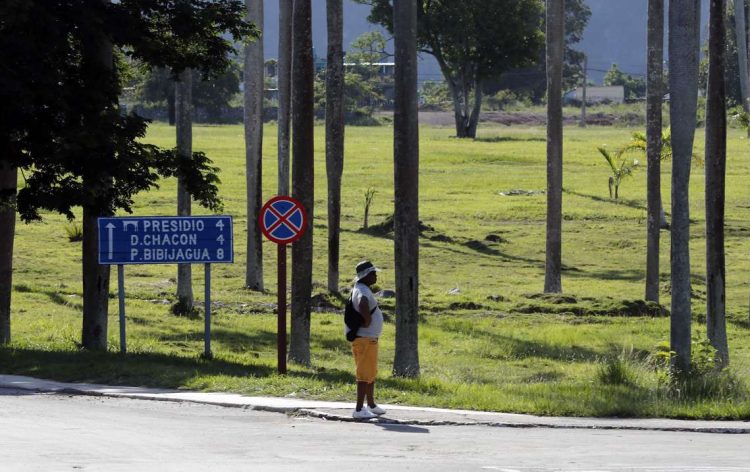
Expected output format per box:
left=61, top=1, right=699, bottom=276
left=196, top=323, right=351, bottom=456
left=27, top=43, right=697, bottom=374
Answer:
left=623, top=128, right=702, bottom=166
left=597, top=146, right=639, bottom=200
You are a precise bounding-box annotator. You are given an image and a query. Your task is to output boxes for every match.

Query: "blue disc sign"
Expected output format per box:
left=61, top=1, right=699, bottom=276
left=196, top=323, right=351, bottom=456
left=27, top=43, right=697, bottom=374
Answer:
left=259, top=196, right=308, bottom=245
left=97, top=215, right=233, bottom=265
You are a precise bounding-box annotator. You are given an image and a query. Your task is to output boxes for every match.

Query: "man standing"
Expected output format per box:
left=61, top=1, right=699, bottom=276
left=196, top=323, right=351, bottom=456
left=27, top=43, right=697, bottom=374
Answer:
left=348, top=260, right=386, bottom=419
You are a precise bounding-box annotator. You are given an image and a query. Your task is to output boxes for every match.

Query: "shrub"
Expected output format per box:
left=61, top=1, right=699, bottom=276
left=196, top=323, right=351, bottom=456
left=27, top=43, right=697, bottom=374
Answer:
left=63, top=222, right=83, bottom=242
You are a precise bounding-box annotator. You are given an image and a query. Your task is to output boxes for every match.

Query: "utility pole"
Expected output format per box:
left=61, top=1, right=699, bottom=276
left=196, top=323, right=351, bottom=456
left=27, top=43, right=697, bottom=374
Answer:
left=580, top=55, right=587, bottom=128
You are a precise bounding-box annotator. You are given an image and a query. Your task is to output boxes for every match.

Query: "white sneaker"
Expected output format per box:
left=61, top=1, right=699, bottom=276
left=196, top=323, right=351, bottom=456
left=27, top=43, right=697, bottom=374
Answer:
left=352, top=407, right=377, bottom=420
left=368, top=405, right=386, bottom=416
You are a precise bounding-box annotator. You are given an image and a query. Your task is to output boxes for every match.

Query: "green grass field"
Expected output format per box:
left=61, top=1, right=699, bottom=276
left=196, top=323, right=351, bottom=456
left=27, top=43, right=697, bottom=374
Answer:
left=3, top=121, right=750, bottom=418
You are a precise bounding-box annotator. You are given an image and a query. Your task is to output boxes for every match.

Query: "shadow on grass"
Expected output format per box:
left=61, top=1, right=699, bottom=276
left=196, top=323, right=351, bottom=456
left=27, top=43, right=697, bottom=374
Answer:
left=0, top=347, right=276, bottom=389
left=565, top=268, right=645, bottom=282
left=563, top=188, right=649, bottom=212
left=421, top=240, right=544, bottom=268
left=156, top=328, right=280, bottom=350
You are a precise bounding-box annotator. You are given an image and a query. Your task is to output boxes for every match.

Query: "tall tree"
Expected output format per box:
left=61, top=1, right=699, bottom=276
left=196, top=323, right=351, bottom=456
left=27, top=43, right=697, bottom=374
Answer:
left=244, top=0, right=264, bottom=291
left=80, top=0, right=116, bottom=349
left=392, top=0, right=420, bottom=377
left=278, top=0, right=292, bottom=195
left=645, top=0, right=664, bottom=303
left=669, top=0, right=701, bottom=373
left=175, top=68, right=194, bottom=314
left=544, top=0, right=564, bottom=294
left=358, top=0, right=543, bottom=138
left=289, top=0, right=315, bottom=365
left=735, top=0, right=749, bottom=112
left=706, top=0, right=729, bottom=367
left=0, top=161, right=15, bottom=344
left=326, top=0, right=345, bottom=294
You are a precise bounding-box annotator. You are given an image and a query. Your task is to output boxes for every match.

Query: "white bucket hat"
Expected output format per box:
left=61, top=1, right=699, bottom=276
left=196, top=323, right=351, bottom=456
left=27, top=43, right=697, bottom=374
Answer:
left=355, top=260, right=380, bottom=282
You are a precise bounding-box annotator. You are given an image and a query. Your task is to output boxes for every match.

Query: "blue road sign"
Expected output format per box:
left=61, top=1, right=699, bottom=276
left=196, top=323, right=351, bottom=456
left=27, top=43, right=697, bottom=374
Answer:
left=97, top=216, right=233, bottom=265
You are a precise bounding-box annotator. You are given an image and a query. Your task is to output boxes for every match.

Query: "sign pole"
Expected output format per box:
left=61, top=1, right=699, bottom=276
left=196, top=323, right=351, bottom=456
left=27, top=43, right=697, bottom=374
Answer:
left=117, top=264, right=126, bottom=354
left=278, top=244, right=287, bottom=374
left=204, top=263, right=212, bottom=359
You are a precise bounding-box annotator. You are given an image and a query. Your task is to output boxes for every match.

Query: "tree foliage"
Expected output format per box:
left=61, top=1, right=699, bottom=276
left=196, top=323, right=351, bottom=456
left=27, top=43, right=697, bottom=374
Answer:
left=357, top=0, right=544, bottom=137
left=490, top=0, right=592, bottom=101
left=603, top=64, right=646, bottom=101
left=138, top=62, right=242, bottom=123
left=2, top=0, right=255, bottom=221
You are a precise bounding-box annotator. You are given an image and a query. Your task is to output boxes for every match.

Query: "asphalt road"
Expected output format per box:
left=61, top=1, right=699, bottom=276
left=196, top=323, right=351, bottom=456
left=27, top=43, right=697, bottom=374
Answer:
left=2, top=388, right=749, bottom=472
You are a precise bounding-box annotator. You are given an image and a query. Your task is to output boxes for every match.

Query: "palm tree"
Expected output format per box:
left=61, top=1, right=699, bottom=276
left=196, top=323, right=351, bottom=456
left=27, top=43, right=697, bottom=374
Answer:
left=392, top=0, right=420, bottom=378
left=668, top=0, right=701, bottom=374
left=596, top=147, right=638, bottom=200
left=544, top=0, right=564, bottom=294
left=81, top=0, right=114, bottom=350
left=705, top=0, right=729, bottom=367
left=289, top=0, right=315, bottom=365
left=646, top=0, right=664, bottom=303
left=326, top=0, right=345, bottom=294
left=175, top=68, right=194, bottom=313
left=0, top=160, right=15, bottom=344
left=735, top=0, right=749, bottom=113
left=244, top=0, right=264, bottom=291
left=277, top=0, right=292, bottom=195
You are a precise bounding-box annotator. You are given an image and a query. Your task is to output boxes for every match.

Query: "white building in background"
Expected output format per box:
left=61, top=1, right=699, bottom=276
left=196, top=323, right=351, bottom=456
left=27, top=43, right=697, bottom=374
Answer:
left=564, top=85, right=625, bottom=104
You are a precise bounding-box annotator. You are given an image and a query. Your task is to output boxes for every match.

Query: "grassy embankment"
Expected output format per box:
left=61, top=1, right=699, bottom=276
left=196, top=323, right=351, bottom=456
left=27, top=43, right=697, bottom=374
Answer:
left=3, top=121, right=750, bottom=418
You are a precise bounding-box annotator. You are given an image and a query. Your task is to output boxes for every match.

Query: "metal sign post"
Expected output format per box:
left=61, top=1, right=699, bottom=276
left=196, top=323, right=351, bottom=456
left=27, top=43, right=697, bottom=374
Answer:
left=98, top=216, right=233, bottom=357
left=204, top=263, right=212, bottom=359
left=117, top=264, right=126, bottom=353
left=259, top=196, right=308, bottom=374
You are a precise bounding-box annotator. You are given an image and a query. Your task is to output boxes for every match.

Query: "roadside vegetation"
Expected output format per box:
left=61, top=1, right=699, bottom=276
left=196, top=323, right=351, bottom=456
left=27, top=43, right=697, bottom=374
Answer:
left=3, top=122, right=750, bottom=419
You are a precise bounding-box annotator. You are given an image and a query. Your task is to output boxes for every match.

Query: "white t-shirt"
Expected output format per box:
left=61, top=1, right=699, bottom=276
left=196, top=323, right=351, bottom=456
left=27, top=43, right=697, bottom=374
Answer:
left=347, top=282, right=383, bottom=338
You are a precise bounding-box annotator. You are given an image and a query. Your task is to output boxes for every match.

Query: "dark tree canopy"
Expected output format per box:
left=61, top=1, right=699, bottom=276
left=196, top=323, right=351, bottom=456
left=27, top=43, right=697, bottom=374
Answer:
left=0, top=0, right=257, bottom=221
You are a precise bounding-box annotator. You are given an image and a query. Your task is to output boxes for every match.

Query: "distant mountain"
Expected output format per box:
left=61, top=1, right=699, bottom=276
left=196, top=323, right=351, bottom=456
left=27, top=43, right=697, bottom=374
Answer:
left=579, top=0, right=709, bottom=84
left=260, top=0, right=710, bottom=86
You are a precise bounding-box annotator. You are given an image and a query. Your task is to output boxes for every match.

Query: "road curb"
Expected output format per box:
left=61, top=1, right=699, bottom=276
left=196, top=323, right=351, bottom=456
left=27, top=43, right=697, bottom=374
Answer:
left=3, top=375, right=750, bottom=434
left=297, top=409, right=750, bottom=433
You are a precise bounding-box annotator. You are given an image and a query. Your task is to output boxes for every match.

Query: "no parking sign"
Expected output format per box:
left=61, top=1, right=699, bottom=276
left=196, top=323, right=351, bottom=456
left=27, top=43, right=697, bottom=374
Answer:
left=259, top=195, right=308, bottom=375
left=258, top=196, right=308, bottom=245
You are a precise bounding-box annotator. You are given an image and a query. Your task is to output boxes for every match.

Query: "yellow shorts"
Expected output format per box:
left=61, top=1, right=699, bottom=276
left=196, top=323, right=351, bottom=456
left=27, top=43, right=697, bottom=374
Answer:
left=351, top=337, right=379, bottom=383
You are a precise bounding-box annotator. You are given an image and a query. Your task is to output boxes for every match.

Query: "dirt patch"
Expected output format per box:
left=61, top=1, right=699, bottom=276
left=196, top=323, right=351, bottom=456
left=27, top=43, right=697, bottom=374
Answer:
left=485, top=234, right=509, bottom=244
left=524, top=293, right=579, bottom=304
left=359, top=214, right=436, bottom=238
left=513, top=298, right=669, bottom=317
left=310, top=293, right=343, bottom=312
left=448, top=301, right=486, bottom=310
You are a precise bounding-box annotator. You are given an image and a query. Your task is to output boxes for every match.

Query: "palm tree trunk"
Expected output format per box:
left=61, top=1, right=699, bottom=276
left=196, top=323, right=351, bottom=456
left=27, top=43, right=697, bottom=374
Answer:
left=705, top=0, right=729, bottom=367
left=176, top=68, right=194, bottom=311
left=278, top=0, right=292, bottom=195
left=81, top=1, right=113, bottom=350
left=646, top=0, right=664, bottom=303
left=669, top=0, right=701, bottom=373
left=735, top=0, right=749, bottom=112
left=392, top=0, right=420, bottom=378
left=326, top=0, right=344, bottom=294
left=289, top=0, right=314, bottom=366
left=0, top=159, right=16, bottom=345
left=244, top=0, right=264, bottom=291
left=544, top=0, right=564, bottom=294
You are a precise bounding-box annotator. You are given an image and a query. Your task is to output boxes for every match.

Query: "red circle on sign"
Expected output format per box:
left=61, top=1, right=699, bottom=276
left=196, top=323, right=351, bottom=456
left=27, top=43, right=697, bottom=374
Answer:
left=258, top=196, right=308, bottom=245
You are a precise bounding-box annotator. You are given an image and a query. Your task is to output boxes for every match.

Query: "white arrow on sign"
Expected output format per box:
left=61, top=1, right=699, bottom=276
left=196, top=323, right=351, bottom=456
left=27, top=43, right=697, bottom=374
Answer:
left=106, top=223, right=115, bottom=260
